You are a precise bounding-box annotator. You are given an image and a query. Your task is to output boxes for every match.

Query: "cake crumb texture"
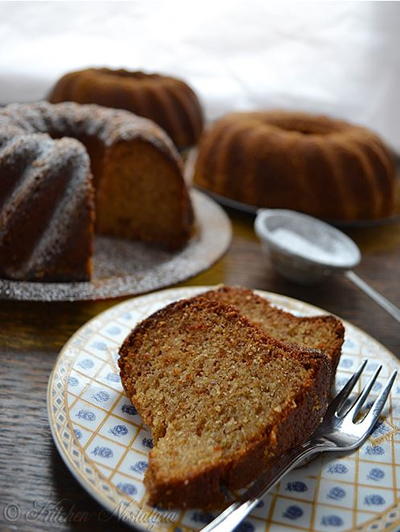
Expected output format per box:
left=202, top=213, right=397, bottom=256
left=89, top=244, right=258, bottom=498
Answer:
left=119, top=294, right=332, bottom=508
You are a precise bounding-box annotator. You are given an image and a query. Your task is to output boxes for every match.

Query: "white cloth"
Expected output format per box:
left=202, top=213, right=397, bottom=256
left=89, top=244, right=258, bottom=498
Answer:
left=1, top=0, right=399, bottom=152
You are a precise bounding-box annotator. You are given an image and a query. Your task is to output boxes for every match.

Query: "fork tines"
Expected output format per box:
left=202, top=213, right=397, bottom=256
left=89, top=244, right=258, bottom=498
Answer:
left=335, top=359, right=397, bottom=429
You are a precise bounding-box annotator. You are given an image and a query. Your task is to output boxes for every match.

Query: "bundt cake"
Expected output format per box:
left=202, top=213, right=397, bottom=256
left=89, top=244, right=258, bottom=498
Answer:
left=193, top=111, right=397, bottom=221
left=0, top=101, right=193, bottom=282
left=48, top=68, right=204, bottom=151
left=119, top=296, right=331, bottom=508
left=201, top=285, right=344, bottom=383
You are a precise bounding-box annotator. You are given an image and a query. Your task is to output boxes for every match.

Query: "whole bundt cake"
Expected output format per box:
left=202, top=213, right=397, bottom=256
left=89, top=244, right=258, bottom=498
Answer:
left=193, top=111, right=397, bottom=221
left=0, top=101, right=193, bottom=282
left=48, top=68, right=204, bottom=151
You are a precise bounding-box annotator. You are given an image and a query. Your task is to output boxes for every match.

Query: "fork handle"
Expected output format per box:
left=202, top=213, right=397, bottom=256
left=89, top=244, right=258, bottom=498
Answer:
left=202, top=441, right=327, bottom=532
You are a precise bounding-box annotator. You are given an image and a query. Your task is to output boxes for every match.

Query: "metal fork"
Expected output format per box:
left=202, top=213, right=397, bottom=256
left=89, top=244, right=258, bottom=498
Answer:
left=202, top=360, right=397, bottom=532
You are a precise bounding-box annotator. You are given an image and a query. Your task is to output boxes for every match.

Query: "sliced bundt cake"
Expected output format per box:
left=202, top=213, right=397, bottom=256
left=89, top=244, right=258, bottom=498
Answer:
left=0, top=102, right=193, bottom=281
left=119, top=297, right=331, bottom=508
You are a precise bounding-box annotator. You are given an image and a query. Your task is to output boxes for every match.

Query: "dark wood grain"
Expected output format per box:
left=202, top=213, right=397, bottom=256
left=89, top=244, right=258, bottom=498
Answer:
left=1, top=210, right=399, bottom=531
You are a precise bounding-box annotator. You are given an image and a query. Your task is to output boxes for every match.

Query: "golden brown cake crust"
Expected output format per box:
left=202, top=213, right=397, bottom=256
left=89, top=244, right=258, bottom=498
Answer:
left=193, top=110, right=396, bottom=221
left=48, top=68, right=204, bottom=150
left=119, top=296, right=331, bottom=509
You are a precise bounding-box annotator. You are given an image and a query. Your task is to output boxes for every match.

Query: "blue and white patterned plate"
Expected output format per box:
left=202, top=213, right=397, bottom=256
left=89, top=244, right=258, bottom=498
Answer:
left=47, top=286, right=400, bottom=531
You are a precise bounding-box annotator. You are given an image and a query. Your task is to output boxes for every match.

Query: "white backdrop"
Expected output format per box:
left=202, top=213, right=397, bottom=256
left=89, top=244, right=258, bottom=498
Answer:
left=1, top=1, right=399, bottom=152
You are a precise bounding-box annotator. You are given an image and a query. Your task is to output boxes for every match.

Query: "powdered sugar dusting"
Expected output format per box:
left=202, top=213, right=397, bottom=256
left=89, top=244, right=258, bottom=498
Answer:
left=269, top=227, right=356, bottom=266
left=0, top=191, right=231, bottom=301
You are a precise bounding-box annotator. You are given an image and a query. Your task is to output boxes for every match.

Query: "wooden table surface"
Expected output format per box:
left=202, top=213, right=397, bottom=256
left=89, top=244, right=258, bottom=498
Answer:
left=1, top=208, right=399, bottom=532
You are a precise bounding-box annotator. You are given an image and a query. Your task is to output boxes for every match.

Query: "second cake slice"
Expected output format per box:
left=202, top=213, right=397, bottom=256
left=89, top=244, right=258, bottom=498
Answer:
left=201, top=286, right=344, bottom=381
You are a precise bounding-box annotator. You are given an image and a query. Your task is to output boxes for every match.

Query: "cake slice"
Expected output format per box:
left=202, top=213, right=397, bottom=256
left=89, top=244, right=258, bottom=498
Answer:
left=119, top=297, right=331, bottom=508
left=201, top=286, right=344, bottom=381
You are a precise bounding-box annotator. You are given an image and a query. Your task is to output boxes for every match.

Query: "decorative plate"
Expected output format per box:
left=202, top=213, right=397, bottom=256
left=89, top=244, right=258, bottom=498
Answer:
left=0, top=191, right=231, bottom=302
left=47, top=286, right=400, bottom=532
